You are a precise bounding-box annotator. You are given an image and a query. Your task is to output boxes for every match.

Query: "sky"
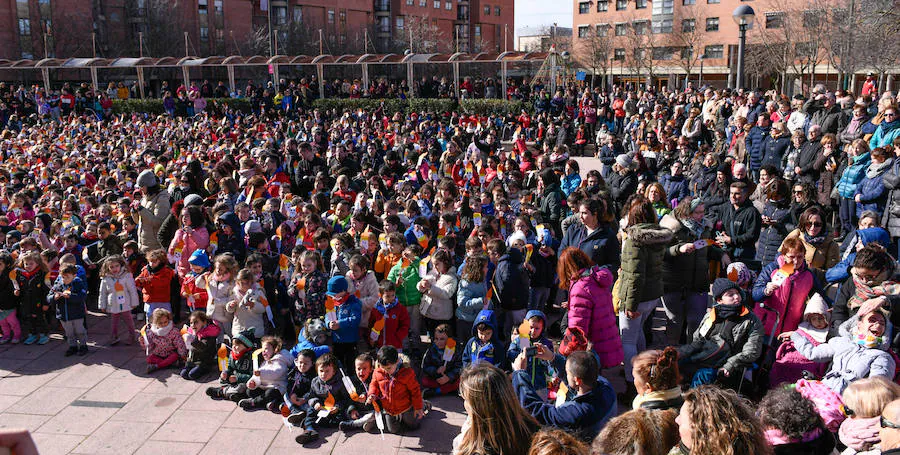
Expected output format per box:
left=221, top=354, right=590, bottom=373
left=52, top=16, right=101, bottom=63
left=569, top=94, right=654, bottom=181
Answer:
left=514, top=0, right=573, bottom=38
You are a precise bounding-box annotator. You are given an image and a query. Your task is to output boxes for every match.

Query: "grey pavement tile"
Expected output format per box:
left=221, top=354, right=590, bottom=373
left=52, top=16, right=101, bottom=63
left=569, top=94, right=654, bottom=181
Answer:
left=141, top=374, right=208, bottom=395
left=47, top=363, right=117, bottom=389
left=0, top=412, right=52, bottom=432
left=5, top=386, right=88, bottom=415
left=110, top=392, right=188, bottom=423
left=150, top=409, right=230, bottom=443
left=71, top=420, right=160, bottom=454
left=37, top=406, right=118, bottom=435
left=0, top=371, right=62, bottom=397
left=269, top=424, right=345, bottom=453
left=0, top=394, right=22, bottom=412
left=180, top=387, right=242, bottom=412
left=0, top=357, right=34, bottom=377
left=135, top=440, right=205, bottom=455
left=198, top=428, right=278, bottom=455
left=221, top=406, right=286, bottom=430
left=78, top=377, right=154, bottom=403
left=31, top=433, right=86, bottom=455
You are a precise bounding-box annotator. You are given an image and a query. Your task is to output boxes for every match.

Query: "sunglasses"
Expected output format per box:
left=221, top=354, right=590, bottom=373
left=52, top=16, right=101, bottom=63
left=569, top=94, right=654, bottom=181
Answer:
left=808, top=222, right=823, bottom=227
left=882, top=416, right=900, bottom=430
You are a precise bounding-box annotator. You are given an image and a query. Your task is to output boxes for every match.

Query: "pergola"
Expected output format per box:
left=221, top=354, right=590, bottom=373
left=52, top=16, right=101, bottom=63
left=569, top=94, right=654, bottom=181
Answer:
left=0, top=51, right=548, bottom=99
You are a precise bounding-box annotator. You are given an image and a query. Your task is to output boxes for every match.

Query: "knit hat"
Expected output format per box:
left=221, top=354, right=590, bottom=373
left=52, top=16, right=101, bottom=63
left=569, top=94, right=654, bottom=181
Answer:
left=559, top=327, right=589, bottom=357
left=232, top=329, right=255, bottom=350
left=803, top=293, right=830, bottom=322
left=615, top=154, right=633, bottom=169
left=726, top=262, right=757, bottom=288
left=184, top=194, right=203, bottom=207
left=136, top=169, right=157, bottom=188
left=188, top=250, right=210, bottom=269
left=244, top=219, right=263, bottom=234
left=712, top=278, right=740, bottom=301
left=326, top=276, right=349, bottom=296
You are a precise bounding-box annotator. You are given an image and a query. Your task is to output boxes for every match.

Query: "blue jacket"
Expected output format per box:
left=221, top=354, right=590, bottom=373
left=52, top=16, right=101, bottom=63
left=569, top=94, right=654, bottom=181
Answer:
left=49, top=277, right=88, bottom=322
left=825, top=227, right=891, bottom=283
left=561, top=173, right=582, bottom=197
left=746, top=125, right=771, bottom=171
left=512, top=369, right=617, bottom=442
left=331, top=295, right=362, bottom=344
left=836, top=152, right=871, bottom=198
left=659, top=173, right=691, bottom=203
left=290, top=327, right=331, bottom=359
left=870, top=120, right=900, bottom=150
left=760, top=134, right=791, bottom=170
left=855, top=161, right=892, bottom=217
left=456, top=278, right=487, bottom=323
left=507, top=310, right=556, bottom=390
left=462, top=309, right=504, bottom=369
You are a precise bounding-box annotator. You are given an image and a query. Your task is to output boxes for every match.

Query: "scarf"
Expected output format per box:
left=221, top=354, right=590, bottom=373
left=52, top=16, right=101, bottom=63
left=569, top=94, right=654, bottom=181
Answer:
left=151, top=321, right=173, bottom=337
left=231, top=347, right=249, bottom=361
left=680, top=217, right=704, bottom=239
left=764, top=427, right=824, bottom=446
left=847, top=270, right=900, bottom=310
left=838, top=416, right=881, bottom=451
left=375, top=297, right=399, bottom=316
left=714, top=303, right=742, bottom=320
left=802, top=231, right=827, bottom=246
left=632, top=386, right=682, bottom=410
left=797, top=322, right=829, bottom=343
left=868, top=158, right=894, bottom=178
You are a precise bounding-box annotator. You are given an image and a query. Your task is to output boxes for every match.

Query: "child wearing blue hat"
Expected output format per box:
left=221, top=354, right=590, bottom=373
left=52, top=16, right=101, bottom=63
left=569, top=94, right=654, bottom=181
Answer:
left=182, top=250, right=210, bottom=313
left=326, top=275, right=362, bottom=369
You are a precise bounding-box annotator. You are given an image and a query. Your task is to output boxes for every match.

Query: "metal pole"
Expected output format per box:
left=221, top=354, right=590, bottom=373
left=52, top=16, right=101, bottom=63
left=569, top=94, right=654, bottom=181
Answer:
left=504, top=24, right=508, bottom=53
left=227, top=64, right=235, bottom=94
left=406, top=62, right=414, bottom=98
left=184, top=32, right=189, bottom=57
left=317, top=63, right=324, bottom=98
left=90, top=67, right=99, bottom=92
left=92, top=32, right=97, bottom=58
left=139, top=32, right=143, bottom=58
left=267, top=0, right=274, bottom=57
left=362, top=63, right=369, bottom=91
left=699, top=58, right=703, bottom=87
left=501, top=61, right=507, bottom=99
left=41, top=68, right=50, bottom=93
left=453, top=61, right=460, bottom=99
left=319, top=29, right=324, bottom=55
left=137, top=67, right=146, bottom=99
left=736, top=24, right=747, bottom=89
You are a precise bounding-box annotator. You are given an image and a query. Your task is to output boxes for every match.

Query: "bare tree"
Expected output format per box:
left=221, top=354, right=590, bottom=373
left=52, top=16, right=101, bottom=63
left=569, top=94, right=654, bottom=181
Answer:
left=391, top=15, right=451, bottom=54
left=671, top=7, right=707, bottom=86
left=140, top=0, right=190, bottom=57
left=575, top=25, right=612, bottom=89
left=855, top=0, right=900, bottom=91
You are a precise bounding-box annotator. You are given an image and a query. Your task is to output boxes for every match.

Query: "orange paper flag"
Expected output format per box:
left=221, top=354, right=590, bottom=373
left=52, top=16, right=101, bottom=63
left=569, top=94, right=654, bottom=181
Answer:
left=323, top=393, right=335, bottom=410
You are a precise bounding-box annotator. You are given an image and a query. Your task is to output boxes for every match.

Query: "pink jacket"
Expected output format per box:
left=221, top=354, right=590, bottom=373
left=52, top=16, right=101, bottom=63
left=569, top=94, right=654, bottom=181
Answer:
left=754, top=255, right=814, bottom=336
left=168, top=226, right=210, bottom=278
left=568, top=266, right=623, bottom=368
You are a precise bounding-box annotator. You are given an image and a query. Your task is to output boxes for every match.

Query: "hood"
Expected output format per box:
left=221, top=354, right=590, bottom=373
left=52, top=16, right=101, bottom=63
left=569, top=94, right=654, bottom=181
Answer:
left=472, top=309, right=498, bottom=336
left=195, top=320, right=222, bottom=338
left=524, top=309, right=547, bottom=327
left=626, top=223, right=674, bottom=246
left=858, top=227, right=891, bottom=248
left=658, top=213, right=681, bottom=231
left=218, top=211, right=244, bottom=238
left=803, top=293, right=830, bottom=322
left=584, top=265, right=614, bottom=288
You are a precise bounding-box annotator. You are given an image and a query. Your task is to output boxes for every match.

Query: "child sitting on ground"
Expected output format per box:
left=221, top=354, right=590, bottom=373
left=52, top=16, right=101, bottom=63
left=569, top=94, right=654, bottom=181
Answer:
left=364, top=345, right=430, bottom=434
left=462, top=309, right=505, bottom=369
left=180, top=310, right=221, bottom=380
left=283, top=348, right=317, bottom=426
left=50, top=263, right=89, bottom=356
left=226, top=269, right=268, bottom=339
left=507, top=310, right=555, bottom=395
left=239, top=335, right=292, bottom=412
left=206, top=329, right=255, bottom=401
left=420, top=323, right=462, bottom=398
left=97, top=255, right=140, bottom=346
left=368, top=280, right=410, bottom=351
left=339, top=353, right=376, bottom=432
left=294, top=353, right=353, bottom=445
left=141, top=308, right=187, bottom=373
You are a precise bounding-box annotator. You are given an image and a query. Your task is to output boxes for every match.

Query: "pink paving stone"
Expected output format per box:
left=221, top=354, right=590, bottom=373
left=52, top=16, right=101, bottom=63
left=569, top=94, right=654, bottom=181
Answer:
left=221, top=406, right=287, bottom=431
left=71, top=420, right=160, bottom=454
left=47, top=363, right=117, bottom=389
left=199, top=428, right=278, bottom=454
left=6, top=386, right=88, bottom=415
left=180, top=388, right=244, bottom=412
left=110, top=392, right=188, bottom=423
left=0, top=371, right=61, bottom=397
left=0, top=357, right=33, bottom=377
left=38, top=406, right=118, bottom=435
left=0, top=394, right=21, bottom=412
left=135, top=440, right=205, bottom=455
left=78, top=377, right=154, bottom=402
left=0, top=340, right=61, bottom=360
left=267, top=425, right=343, bottom=454
left=331, top=429, right=404, bottom=453
left=30, top=433, right=86, bottom=455
left=141, top=374, right=209, bottom=395
left=106, top=357, right=156, bottom=379
left=151, top=410, right=230, bottom=443
left=0, top=412, right=52, bottom=432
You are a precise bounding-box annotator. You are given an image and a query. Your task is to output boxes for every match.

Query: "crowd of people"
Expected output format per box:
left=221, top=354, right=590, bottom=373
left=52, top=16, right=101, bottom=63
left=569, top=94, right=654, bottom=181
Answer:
left=0, top=72, right=899, bottom=454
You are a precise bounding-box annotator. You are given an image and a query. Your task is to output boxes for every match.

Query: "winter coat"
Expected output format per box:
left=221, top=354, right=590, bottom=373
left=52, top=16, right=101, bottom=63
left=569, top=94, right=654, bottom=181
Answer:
left=746, top=125, right=771, bottom=171
left=567, top=267, right=623, bottom=368
left=0, top=273, right=19, bottom=312
left=289, top=326, right=331, bottom=359
left=760, top=133, right=791, bottom=170
left=211, top=212, right=246, bottom=264
left=721, top=200, right=763, bottom=260
left=456, top=279, right=487, bottom=323
left=419, top=269, right=458, bottom=322
left=463, top=310, right=504, bottom=369
left=791, top=316, right=896, bottom=394
left=805, top=98, right=842, bottom=135
left=346, top=270, right=379, bottom=328
left=830, top=276, right=900, bottom=342
left=883, top=160, right=900, bottom=238
left=289, top=270, right=327, bottom=323
left=226, top=285, right=268, bottom=338
left=492, top=248, right=530, bottom=312
left=782, top=229, right=840, bottom=276
left=608, top=171, right=638, bottom=209
left=632, top=387, right=683, bottom=411
left=144, top=324, right=188, bottom=359
left=507, top=310, right=555, bottom=389
left=168, top=226, right=210, bottom=278
left=387, top=259, right=422, bottom=307
left=870, top=120, right=900, bottom=150
left=255, top=349, right=293, bottom=393
left=659, top=214, right=715, bottom=294
left=97, top=272, right=140, bottom=314
left=559, top=222, right=620, bottom=270
left=512, top=369, right=616, bottom=442
left=134, top=189, right=171, bottom=253
left=16, top=269, right=49, bottom=316
left=181, top=271, right=208, bottom=311
left=421, top=340, right=463, bottom=382
left=331, top=295, right=362, bottom=344
left=561, top=173, right=582, bottom=197
left=755, top=201, right=793, bottom=265
left=618, top=223, right=673, bottom=312
left=368, top=361, right=424, bottom=416
left=836, top=152, right=872, bottom=198
left=855, top=159, right=892, bottom=217
left=49, top=277, right=87, bottom=322
left=659, top=174, right=691, bottom=203
left=369, top=298, right=410, bottom=349
left=286, top=367, right=316, bottom=401
left=222, top=348, right=254, bottom=384
left=825, top=227, right=890, bottom=283
left=752, top=256, right=817, bottom=336
left=685, top=305, right=764, bottom=375
left=795, top=139, right=824, bottom=184
left=305, top=371, right=353, bottom=421
left=184, top=321, right=221, bottom=369
left=199, top=273, right=235, bottom=327
left=135, top=264, right=178, bottom=305
left=539, top=182, right=565, bottom=236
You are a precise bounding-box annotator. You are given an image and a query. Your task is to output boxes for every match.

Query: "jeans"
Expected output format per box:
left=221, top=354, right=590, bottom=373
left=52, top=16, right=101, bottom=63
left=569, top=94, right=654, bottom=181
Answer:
left=838, top=196, right=856, bottom=235
left=180, top=364, right=210, bottom=380
left=660, top=291, right=710, bottom=346
left=529, top=287, right=550, bottom=311
left=619, top=298, right=661, bottom=381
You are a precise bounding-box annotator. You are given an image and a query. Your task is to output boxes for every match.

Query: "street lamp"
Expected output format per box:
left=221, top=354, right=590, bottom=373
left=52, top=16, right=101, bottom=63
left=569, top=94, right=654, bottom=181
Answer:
left=698, top=54, right=706, bottom=87
left=732, top=4, right=755, bottom=90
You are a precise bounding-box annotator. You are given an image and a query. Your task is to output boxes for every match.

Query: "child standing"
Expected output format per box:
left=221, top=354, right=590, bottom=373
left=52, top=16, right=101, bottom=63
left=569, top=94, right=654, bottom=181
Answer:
left=288, top=250, right=328, bottom=325
left=387, top=245, right=423, bottom=348
left=364, top=346, right=429, bottom=434
left=180, top=310, right=221, bottom=380
left=17, top=251, right=50, bottom=345
left=420, top=324, right=462, bottom=397
left=240, top=336, right=293, bottom=412
left=283, top=348, right=317, bottom=425
left=456, top=255, right=489, bottom=339
left=417, top=249, right=459, bottom=339
left=140, top=308, right=187, bottom=373
left=226, top=269, right=268, bottom=339
left=134, top=249, right=180, bottom=320
left=50, top=263, right=89, bottom=356
left=206, top=330, right=255, bottom=401
left=462, top=309, right=504, bottom=369
left=346, top=254, right=379, bottom=336
left=506, top=310, right=555, bottom=393
left=97, top=256, right=140, bottom=345
left=199, top=253, right=238, bottom=338
left=294, top=353, right=353, bottom=445
left=0, top=253, right=21, bottom=344
left=368, top=281, right=410, bottom=351
left=325, top=276, right=362, bottom=370
left=181, top=250, right=210, bottom=313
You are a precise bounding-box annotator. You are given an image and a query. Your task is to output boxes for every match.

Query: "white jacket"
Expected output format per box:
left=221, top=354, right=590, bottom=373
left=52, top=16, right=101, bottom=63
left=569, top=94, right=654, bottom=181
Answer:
left=226, top=285, right=267, bottom=339
left=254, top=349, right=293, bottom=393
left=419, top=269, right=458, bottom=321
left=199, top=273, right=235, bottom=326
left=347, top=270, right=379, bottom=328
left=97, top=272, right=140, bottom=314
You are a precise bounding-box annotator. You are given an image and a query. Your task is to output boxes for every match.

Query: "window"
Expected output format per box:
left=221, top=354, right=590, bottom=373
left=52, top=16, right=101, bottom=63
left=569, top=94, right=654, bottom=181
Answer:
left=578, top=25, right=590, bottom=38
left=652, top=47, right=673, bottom=60
left=214, top=0, right=222, bottom=14
left=634, top=48, right=646, bottom=60
left=484, top=5, right=490, bottom=15
left=615, top=23, right=627, bottom=36
left=579, top=2, right=590, bottom=14
left=199, top=26, right=208, bottom=41
left=635, top=0, right=647, bottom=8
left=339, top=9, right=346, bottom=25
left=406, top=0, right=413, bottom=4
left=396, top=16, right=404, bottom=29
left=682, top=18, right=695, bottom=32
left=704, top=44, right=723, bottom=58
left=765, top=11, right=783, bottom=28
left=18, top=18, right=30, bottom=35
left=802, top=10, right=820, bottom=28
left=706, top=17, right=719, bottom=31
left=596, top=23, right=609, bottom=36
left=327, top=9, right=334, bottom=23
left=683, top=0, right=695, bottom=4
left=652, top=19, right=672, bottom=33
left=419, top=0, right=426, bottom=6
left=652, top=0, right=673, bottom=15
left=597, top=0, right=608, bottom=11
left=474, top=24, right=481, bottom=36
left=680, top=47, right=693, bottom=59
left=434, top=0, right=440, bottom=8
left=707, top=0, right=720, bottom=3
left=446, top=1, right=452, bottom=10
left=614, top=48, right=625, bottom=60
left=633, top=20, right=648, bottom=35
left=495, top=6, right=500, bottom=15
left=377, top=16, right=389, bottom=33
left=293, top=6, right=302, bottom=23
left=273, top=6, right=286, bottom=25
left=616, top=0, right=627, bottom=10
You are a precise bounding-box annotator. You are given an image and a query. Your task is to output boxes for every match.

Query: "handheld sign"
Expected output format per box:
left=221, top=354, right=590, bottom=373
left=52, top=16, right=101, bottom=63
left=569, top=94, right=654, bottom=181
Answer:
left=525, top=244, right=534, bottom=263
left=443, top=338, right=457, bottom=365
left=316, top=393, right=336, bottom=422
left=339, top=368, right=358, bottom=401
left=555, top=381, right=569, bottom=406
left=771, top=262, right=795, bottom=287
left=217, top=343, right=229, bottom=371
left=517, top=320, right=532, bottom=350
left=324, top=296, right=337, bottom=325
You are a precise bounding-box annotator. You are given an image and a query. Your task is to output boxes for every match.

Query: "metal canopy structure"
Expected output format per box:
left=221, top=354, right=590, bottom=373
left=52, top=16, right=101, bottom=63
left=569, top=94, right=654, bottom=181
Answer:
left=0, top=51, right=548, bottom=99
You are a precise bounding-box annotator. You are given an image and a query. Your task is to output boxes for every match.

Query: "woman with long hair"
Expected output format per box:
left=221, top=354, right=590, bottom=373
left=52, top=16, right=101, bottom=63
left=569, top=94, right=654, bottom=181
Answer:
left=671, top=385, right=772, bottom=455
left=453, top=363, right=539, bottom=455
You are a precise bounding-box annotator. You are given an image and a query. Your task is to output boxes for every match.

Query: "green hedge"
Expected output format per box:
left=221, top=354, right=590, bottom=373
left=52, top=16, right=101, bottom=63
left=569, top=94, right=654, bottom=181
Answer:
left=460, top=99, right=528, bottom=115
left=111, top=98, right=253, bottom=115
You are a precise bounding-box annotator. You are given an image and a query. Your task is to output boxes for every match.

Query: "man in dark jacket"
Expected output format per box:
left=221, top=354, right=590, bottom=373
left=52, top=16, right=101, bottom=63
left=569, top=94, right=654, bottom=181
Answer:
left=285, top=141, right=327, bottom=196
left=745, top=91, right=767, bottom=126
left=538, top=169, right=564, bottom=237
left=487, top=240, right=529, bottom=337
left=659, top=160, right=691, bottom=204
left=804, top=92, right=843, bottom=135
left=718, top=182, right=762, bottom=262
left=794, top=125, right=824, bottom=184
left=608, top=154, right=638, bottom=213
left=760, top=122, right=791, bottom=171
left=745, top=115, right=771, bottom=180
left=513, top=350, right=616, bottom=442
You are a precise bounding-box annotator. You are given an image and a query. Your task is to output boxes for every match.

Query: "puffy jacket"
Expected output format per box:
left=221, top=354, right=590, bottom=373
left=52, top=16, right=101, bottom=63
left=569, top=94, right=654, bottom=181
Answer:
left=168, top=226, right=210, bottom=278
left=456, top=279, right=487, bottom=323
left=836, top=152, right=871, bottom=198
left=212, top=212, right=246, bottom=264
left=567, top=266, right=623, bottom=368
left=463, top=309, right=504, bottom=369
left=882, top=159, right=900, bottom=237
left=144, top=323, right=188, bottom=359
left=49, top=277, right=88, bottom=322
left=754, top=201, right=793, bottom=265
left=135, top=263, right=178, bottom=305
left=306, top=371, right=353, bottom=420
left=561, top=173, right=582, bottom=197
left=368, top=361, right=423, bottom=416
left=421, top=339, right=463, bottom=382
left=289, top=327, right=330, bottom=359
left=746, top=125, right=771, bottom=171
left=855, top=159, right=893, bottom=217
left=539, top=183, right=565, bottom=236
left=795, top=139, right=823, bottom=184
left=825, top=227, right=891, bottom=283
left=659, top=174, right=690, bottom=203
left=659, top=214, right=714, bottom=293
left=492, top=248, right=530, bottom=312
left=97, top=272, right=140, bottom=314
left=608, top=171, right=638, bottom=209
left=225, top=286, right=268, bottom=339
left=134, top=189, right=170, bottom=253
left=199, top=273, right=235, bottom=327
left=256, top=349, right=293, bottom=393
left=387, top=259, right=422, bottom=307
left=184, top=320, right=221, bottom=369
left=685, top=305, right=764, bottom=375
left=760, top=133, right=791, bottom=170
left=869, top=120, right=900, bottom=149
left=618, top=223, right=673, bottom=312
left=369, top=298, right=410, bottom=350
left=559, top=222, right=620, bottom=270
left=16, top=269, right=49, bottom=315
left=419, top=269, right=458, bottom=322
left=331, top=295, right=362, bottom=344
left=752, top=255, right=817, bottom=336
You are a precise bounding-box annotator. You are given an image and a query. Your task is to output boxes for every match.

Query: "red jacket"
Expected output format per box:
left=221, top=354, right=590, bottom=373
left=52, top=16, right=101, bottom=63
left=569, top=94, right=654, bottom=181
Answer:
left=181, top=273, right=209, bottom=310
left=368, top=300, right=410, bottom=350
left=135, top=264, right=177, bottom=304
left=367, top=363, right=423, bottom=415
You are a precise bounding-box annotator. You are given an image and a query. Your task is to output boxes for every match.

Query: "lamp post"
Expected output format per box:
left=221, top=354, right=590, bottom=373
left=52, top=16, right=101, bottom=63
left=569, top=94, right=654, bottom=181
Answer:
left=732, top=5, right=755, bottom=90
left=698, top=54, right=705, bottom=87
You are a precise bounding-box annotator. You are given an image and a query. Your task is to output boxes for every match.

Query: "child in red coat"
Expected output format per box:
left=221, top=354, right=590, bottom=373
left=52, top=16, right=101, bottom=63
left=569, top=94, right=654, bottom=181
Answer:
left=134, top=249, right=180, bottom=321
left=364, top=345, right=428, bottom=434
left=367, top=281, right=410, bottom=352
left=181, top=250, right=210, bottom=312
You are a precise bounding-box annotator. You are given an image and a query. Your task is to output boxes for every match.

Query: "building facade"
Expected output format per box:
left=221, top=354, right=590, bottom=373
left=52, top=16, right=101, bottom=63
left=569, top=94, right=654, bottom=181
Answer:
left=516, top=25, right=572, bottom=52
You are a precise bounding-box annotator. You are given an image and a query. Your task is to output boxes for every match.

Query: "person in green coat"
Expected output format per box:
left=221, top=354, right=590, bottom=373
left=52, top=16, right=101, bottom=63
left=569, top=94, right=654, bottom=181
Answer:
left=387, top=244, right=423, bottom=349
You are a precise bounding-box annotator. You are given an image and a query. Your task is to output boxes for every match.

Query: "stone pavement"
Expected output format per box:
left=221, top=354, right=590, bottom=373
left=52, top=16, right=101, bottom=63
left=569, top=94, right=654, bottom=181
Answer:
left=0, top=312, right=467, bottom=455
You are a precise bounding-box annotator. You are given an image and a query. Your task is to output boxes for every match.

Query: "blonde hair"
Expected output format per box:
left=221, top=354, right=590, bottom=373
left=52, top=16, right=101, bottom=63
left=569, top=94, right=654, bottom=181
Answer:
left=150, top=308, right=173, bottom=326
left=100, top=256, right=128, bottom=278
left=681, top=385, right=772, bottom=455
left=213, top=253, right=240, bottom=277
left=842, top=376, right=900, bottom=418
left=457, top=364, right=538, bottom=455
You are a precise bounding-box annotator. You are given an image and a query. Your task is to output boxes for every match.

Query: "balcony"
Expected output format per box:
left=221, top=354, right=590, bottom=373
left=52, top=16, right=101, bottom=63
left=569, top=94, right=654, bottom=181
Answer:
left=375, top=0, right=390, bottom=12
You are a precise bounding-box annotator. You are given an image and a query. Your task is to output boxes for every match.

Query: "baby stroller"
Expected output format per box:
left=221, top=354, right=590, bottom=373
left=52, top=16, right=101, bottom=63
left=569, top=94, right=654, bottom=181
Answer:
left=741, top=301, right=781, bottom=399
